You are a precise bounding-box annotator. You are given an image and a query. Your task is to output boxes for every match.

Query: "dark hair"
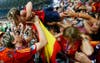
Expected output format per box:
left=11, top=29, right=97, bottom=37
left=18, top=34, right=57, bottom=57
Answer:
left=63, top=27, right=81, bottom=42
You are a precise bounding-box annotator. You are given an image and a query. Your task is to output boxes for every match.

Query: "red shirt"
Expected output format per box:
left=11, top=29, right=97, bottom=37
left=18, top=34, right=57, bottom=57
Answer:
left=0, top=45, right=37, bottom=63
left=0, top=48, right=13, bottom=63
left=58, top=35, right=81, bottom=58
left=14, top=45, right=36, bottom=63
left=92, top=2, right=100, bottom=13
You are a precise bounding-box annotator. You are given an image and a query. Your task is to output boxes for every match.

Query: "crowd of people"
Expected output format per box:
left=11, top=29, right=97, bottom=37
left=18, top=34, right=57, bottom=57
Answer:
left=0, top=0, right=100, bottom=63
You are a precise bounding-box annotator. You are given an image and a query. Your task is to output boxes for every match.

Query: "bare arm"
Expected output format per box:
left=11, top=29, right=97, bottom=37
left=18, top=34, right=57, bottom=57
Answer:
left=66, top=11, right=97, bottom=23
left=47, top=22, right=57, bottom=26
left=34, top=16, right=47, bottom=51
left=78, top=13, right=97, bottom=23
left=55, top=32, right=63, bottom=38
left=25, top=1, right=33, bottom=20
left=57, top=22, right=72, bottom=28
left=78, top=13, right=92, bottom=20
left=80, top=34, right=94, bottom=56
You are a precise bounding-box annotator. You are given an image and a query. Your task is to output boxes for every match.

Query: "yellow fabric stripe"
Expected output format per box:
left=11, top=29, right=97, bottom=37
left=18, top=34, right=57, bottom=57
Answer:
left=40, top=21, right=56, bottom=63
left=34, top=16, right=56, bottom=63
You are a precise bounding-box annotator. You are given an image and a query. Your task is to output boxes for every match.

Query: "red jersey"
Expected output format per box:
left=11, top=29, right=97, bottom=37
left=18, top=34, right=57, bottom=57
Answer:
left=58, top=35, right=81, bottom=57
left=92, top=2, right=100, bottom=13
left=0, top=48, right=13, bottom=63
left=0, top=45, right=37, bottom=63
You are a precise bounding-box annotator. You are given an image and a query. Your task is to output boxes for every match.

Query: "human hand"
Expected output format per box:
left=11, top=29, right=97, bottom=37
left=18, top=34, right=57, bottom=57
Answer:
left=65, top=10, right=77, bottom=17
left=59, top=12, right=68, bottom=19
left=75, top=52, right=91, bottom=63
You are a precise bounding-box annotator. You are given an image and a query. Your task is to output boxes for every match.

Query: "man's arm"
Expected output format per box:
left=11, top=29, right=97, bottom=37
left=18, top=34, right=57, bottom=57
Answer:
left=25, top=1, right=33, bottom=20
left=34, top=16, right=47, bottom=51
left=78, top=13, right=97, bottom=23
left=66, top=11, right=98, bottom=23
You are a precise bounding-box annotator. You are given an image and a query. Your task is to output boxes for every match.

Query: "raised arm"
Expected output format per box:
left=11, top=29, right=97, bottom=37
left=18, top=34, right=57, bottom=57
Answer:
left=78, top=13, right=97, bottom=23
left=25, top=1, right=33, bottom=20
left=66, top=11, right=98, bottom=23
left=33, top=16, right=47, bottom=51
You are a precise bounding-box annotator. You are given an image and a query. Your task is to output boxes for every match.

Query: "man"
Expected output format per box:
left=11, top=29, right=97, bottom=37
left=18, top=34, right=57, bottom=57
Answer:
left=0, top=18, right=47, bottom=63
left=20, top=1, right=68, bottom=24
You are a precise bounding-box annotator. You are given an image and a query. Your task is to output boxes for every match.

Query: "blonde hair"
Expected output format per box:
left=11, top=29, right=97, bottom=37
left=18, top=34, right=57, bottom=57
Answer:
left=63, top=26, right=81, bottom=42
left=7, top=8, right=20, bottom=21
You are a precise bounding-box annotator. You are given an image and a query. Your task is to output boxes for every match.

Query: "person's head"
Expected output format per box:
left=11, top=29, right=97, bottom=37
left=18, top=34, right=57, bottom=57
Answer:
left=7, top=8, right=24, bottom=26
left=63, top=26, right=81, bottom=42
left=7, top=8, right=20, bottom=26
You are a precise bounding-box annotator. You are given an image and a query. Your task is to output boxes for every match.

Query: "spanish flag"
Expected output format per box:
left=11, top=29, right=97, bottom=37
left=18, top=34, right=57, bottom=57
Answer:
left=35, top=16, right=61, bottom=63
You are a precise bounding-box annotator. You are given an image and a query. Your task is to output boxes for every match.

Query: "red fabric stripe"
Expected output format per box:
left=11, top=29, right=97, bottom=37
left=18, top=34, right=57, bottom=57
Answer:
left=50, top=40, right=61, bottom=63
left=41, top=48, right=46, bottom=63
left=35, top=10, right=45, bottom=23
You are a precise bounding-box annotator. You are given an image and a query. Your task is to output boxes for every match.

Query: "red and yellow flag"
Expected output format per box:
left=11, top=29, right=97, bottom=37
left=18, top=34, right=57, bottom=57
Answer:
left=38, top=17, right=61, bottom=63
